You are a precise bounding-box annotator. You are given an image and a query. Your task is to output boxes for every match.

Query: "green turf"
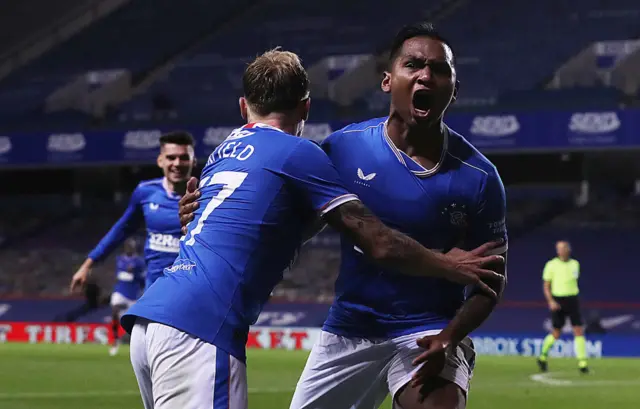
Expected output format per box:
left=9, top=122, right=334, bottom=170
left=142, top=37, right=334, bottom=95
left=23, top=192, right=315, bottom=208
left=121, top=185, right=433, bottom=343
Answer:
left=0, top=343, right=638, bottom=408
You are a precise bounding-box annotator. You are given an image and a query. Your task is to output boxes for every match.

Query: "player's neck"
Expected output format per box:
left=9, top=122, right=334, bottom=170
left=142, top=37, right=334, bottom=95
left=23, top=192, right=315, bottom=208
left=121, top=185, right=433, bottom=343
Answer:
left=386, top=113, right=445, bottom=165
left=162, top=178, right=187, bottom=196
left=246, top=113, right=300, bottom=136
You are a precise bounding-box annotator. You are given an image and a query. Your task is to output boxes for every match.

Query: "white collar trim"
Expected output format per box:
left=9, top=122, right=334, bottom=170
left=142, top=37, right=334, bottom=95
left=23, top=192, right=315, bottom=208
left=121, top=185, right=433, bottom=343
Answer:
left=382, top=120, right=449, bottom=178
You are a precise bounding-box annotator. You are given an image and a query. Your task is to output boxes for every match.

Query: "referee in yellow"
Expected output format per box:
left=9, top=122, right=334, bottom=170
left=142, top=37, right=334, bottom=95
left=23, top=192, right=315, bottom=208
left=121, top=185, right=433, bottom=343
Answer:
left=537, top=240, right=589, bottom=374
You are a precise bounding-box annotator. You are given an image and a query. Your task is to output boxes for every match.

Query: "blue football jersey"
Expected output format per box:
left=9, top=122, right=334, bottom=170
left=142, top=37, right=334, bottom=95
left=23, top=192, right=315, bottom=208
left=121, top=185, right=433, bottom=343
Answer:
left=122, top=123, right=357, bottom=361
left=321, top=117, right=508, bottom=339
left=113, top=254, right=146, bottom=300
left=88, top=178, right=182, bottom=289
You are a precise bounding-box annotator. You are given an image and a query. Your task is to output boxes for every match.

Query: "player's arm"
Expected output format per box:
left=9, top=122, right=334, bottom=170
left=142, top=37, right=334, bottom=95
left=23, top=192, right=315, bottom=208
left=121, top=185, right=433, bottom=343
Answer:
left=70, top=188, right=144, bottom=292
left=410, top=171, right=508, bottom=386
left=286, top=140, right=504, bottom=295
left=542, top=262, right=559, bottom=311
left=322, top=201, right=502, bottom=292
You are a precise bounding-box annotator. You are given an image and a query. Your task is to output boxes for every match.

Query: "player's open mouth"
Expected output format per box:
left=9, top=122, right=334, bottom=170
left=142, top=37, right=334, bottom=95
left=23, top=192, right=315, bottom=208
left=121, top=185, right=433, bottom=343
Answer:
left=412, top=90, right=432, bottom=116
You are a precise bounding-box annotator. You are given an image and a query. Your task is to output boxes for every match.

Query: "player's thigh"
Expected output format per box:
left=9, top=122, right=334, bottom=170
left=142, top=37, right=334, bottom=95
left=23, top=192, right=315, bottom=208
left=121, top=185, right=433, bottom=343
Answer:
left=551, top=307, right=567, bottom=329
left=145, top=320, right=247, bottom=409
left=388, top=331, right=475, bottom=408
left=567, top=297, right=584, bottom=327
left=129, top=318, right=154, bottom=409
left=396, top=377, right=466, bottom=409
left=289, top=331, right=392, bottom=409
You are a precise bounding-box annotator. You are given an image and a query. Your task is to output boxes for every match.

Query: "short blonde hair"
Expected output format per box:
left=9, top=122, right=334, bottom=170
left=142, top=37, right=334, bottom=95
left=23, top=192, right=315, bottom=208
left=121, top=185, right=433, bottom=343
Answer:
left=242, top=48, right=310, bottom=116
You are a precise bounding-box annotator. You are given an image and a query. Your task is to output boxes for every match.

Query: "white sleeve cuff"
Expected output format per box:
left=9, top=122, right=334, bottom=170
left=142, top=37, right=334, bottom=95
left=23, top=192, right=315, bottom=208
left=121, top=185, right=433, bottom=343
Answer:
left=319, top=194, right=360, bottom=216
left=484, top=243, right=508, bottom=256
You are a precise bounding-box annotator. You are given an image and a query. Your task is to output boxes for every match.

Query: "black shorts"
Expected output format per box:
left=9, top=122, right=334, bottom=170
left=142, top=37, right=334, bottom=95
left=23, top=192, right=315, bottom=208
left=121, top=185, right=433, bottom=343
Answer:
left=551, top=296, right=583, bottom=328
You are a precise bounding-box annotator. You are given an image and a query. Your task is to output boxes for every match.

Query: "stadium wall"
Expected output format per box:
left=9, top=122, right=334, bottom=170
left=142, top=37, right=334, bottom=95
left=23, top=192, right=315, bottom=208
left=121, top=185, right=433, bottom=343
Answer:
left=0, top=322, right=639, bottom=358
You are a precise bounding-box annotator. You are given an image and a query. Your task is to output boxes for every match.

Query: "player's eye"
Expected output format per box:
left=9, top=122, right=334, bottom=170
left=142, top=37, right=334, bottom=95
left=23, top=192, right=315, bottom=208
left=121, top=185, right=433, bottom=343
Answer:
left=429, top=62, right=451, bottom=76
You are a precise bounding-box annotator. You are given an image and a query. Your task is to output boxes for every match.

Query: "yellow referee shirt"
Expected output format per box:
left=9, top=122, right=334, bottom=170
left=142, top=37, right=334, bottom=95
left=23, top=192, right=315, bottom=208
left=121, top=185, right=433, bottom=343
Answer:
left=542, top=257, right=580, bottom=297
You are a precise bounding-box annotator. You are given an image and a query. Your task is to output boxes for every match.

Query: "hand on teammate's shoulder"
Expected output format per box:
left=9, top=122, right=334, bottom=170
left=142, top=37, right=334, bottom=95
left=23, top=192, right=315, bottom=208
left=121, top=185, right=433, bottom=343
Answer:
left=179, top=177, right=201, bottom=234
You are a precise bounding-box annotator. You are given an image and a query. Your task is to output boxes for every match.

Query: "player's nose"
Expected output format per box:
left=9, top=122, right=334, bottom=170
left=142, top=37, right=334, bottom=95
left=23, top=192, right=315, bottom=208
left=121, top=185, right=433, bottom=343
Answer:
left=416, top=67, right=433, bottom=84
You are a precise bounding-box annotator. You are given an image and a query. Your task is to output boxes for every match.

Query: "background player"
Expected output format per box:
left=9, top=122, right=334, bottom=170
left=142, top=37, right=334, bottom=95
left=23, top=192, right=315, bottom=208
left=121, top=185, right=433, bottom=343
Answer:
left=537, top=240, right=588, bottom=373
left=108, top=237, right=145, bottom=356
left=69, top=131, right=196, bottom=293
left=178, top=24, right=507, bottom=409
left=122, top=49, right=503, bottom=409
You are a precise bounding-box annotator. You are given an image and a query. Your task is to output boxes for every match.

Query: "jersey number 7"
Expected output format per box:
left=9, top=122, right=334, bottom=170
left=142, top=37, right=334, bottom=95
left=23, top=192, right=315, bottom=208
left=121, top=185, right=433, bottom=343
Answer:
left=183, top=171, right=248, bottom=246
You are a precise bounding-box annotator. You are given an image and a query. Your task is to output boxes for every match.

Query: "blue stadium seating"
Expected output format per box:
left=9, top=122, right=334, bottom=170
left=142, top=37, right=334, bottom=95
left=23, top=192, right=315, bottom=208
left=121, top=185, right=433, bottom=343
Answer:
left=1, top=0, right=639, bottom=127
left=0, top=0, right=255, bottom=121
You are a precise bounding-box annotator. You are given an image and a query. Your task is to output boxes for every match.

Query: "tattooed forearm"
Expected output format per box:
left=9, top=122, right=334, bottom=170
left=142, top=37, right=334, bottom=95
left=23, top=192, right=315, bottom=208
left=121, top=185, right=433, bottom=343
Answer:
left=323, top=200, right=453, bottom=278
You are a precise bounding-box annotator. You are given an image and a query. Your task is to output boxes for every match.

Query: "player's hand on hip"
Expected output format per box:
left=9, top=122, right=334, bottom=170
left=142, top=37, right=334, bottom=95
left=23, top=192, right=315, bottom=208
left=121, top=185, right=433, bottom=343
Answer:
left=445, top=240, right=505, bottom=299
left=410, top=334, right=449, bottom=393
left=179, top=177, right=201, bottom=234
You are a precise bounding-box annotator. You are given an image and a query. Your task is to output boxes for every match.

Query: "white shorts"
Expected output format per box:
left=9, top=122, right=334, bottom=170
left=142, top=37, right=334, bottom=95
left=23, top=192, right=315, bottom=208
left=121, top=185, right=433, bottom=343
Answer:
left=129, top=318, right=248, bottom=409
left=289, top=329, right=475, bottom=409
left=110, top=292, right=136, bottom=309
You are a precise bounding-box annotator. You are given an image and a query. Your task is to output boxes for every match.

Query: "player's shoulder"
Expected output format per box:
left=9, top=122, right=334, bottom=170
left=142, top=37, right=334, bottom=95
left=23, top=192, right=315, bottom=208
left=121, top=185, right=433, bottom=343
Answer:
left=447, top=126, right=501, bottom=182
left=136, top=177, right=164, bottom=190
left=546, top=257, right=560, bottom=266
left=132, top=177, right=165, bottom=199
left=322, top=117, right=387, bottom=146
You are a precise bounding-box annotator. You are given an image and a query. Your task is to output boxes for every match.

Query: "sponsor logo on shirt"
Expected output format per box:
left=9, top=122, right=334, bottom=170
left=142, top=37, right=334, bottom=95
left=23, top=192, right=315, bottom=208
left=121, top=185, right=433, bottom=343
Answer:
left=148, top=233, right=180, bottom=253
left=116, top=271, right=135, bottom=282
left=165, top=258, right=197, bottom=273
left=357, top=168, right=376, bottom=181
left=355, top=167, right=376, bottom=187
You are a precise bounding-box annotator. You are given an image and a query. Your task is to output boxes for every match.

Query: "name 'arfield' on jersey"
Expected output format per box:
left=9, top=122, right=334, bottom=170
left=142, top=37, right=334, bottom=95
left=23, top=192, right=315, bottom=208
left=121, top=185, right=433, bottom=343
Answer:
left=205, top=130, right=257, bottom=166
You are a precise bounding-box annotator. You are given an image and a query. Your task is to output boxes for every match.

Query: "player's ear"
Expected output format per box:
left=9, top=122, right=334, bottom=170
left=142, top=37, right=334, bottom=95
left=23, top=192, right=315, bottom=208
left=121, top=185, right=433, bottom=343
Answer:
left=302, top=97, right=310, bottom=121
left=239, top=97, right=248, bottom=120
left=156, top=149, right=163, bottom=169
left=452, top=80, right=460, bottom=104
left=381, top=71, right=391, bottom=93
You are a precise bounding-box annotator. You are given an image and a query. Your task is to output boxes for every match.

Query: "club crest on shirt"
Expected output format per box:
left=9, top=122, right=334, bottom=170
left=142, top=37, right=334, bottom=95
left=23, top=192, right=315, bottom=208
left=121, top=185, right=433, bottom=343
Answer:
left=441, top=202, right=468, bottom=227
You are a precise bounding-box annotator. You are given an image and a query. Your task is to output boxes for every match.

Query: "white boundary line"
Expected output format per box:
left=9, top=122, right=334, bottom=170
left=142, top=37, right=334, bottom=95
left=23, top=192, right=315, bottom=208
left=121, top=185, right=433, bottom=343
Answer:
left=0, top=387, right=294, bottom=400
left=529, top=372, right=640, bottom=387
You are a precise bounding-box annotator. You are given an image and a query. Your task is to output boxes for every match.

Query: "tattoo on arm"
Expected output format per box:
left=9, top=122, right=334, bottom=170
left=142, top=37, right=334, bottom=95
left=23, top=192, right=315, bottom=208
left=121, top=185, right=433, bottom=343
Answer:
left=323, top=200, right=451, bottom=277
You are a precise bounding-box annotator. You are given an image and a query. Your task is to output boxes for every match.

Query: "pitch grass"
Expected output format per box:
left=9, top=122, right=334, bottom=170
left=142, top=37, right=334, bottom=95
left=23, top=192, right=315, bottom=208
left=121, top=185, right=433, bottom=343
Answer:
left=0, top=343, right=638, bottom=409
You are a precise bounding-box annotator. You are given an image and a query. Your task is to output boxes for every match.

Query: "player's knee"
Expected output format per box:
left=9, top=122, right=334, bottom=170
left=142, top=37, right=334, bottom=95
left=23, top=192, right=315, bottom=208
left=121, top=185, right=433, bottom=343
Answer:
left=573, top=326, right=584, bottom=336
left=396, top=379, right=465, bottom=409
left=551, top=329, right=561, bottom=339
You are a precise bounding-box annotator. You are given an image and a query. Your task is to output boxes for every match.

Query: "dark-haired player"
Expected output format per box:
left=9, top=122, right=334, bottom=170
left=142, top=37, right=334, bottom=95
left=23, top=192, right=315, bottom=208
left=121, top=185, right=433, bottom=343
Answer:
left=109, top=237, right=145, bottom=356
left=70, top=131, right=196, bottom=293
left=122, top=49, right=503, bottom=409
left=289, top=22, right=508, bottom=409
